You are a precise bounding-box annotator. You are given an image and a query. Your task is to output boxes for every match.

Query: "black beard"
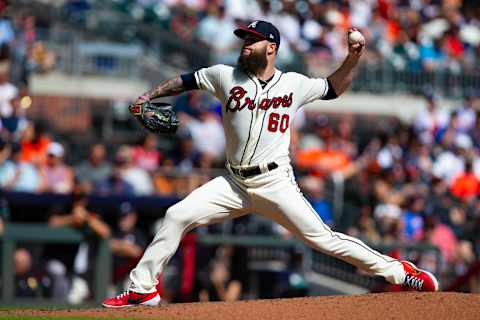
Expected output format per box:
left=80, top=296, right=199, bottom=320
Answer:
left=237, top=48, right=267, bottom=73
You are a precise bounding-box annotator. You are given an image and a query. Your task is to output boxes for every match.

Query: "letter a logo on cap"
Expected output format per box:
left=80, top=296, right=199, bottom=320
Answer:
left=249, top=21, right=258, bottom=29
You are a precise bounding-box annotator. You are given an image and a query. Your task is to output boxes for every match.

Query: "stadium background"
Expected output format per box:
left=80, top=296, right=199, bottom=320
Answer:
left=0, top=0, right=479, bottom=307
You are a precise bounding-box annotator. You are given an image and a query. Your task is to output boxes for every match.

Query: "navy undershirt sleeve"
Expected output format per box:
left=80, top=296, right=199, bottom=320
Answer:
left=323, top=79, right=338, bottom=100
left=180, top=73, right=199, bottom=91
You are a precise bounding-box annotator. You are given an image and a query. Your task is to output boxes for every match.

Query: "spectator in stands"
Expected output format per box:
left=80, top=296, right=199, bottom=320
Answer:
left=132, top=133, right=160, bottom=172
left=175, top=91, right=217, bottom=118
left=116, top=145, right=154, bottom=196
left=470, top=111, right=480, bottom=149
left=296, top=114, right=329, bottom=151
left=448, top=204, right=479, bottom=271
left=16, top=14, right=36, bottom=47
left=376, top=133, right=403, bottom=170
left=26, top=41, right=56, bottom=74
left=185, top=107, right=225, bottom=161
left=196, top=4, right=238, bottom=64
left=225, top=0, right=261, bottom=20
left=39, top=142, right=74, bottom=194
left=295, top=117, right=352, bottom=177
left=301, top=2, right=324, bottom=48
left=43, top=186, right=111, bottom=301
left=279, top=248, right=309, bottom=299
left=20, top=121, right=51, bottom=166
left=401, top=195, right=426, bottom=241
left=1, top=142, right=42, bottom=193
left=423, top=215, right=458, bottom=268
left=450, top=160, right=480, bottom=202
left=0, top=61, right=18, bottom=118
left=405, top=141, right=433, bottom=181
left=0, top=138, right=13, bottom=187
left=350, top=207, right=380, bottom=244
left=420, top=37, right=447, bottom=71
left=0, top=15, right=14, bottom=47
left=15, top=248, right=51, bottom=298
left=169, top=4, right=199, bottom=42
left=457, top=92, right=477, bottom=133
left=335, top=117, right=358, bottom=158
left=93, top=156, right=134, bottom=196
left=414, top=93, right=450, bottom=143
left=390, top=30, right=421, bottom=71
left=432, top=143, right=465, bottom=185
left=153, top=157, right=177, bottom=196
left=272, top=0, right=301, bottom=52
left=75, top=143, right=112, bottom=193
left=9, top=14, right=33, bottom=87
left=110, top=202, right=148, bottom=287
left=435, top=111, right=472, bottom=148
left=446, top=206, right=471, bottom=241
left=168, top=128, right=201, bottom=173
left=444, top=26, right=465, bottom=71
left=298, top=175, right=333, bottom=226
left=0, top=94, right=28, bottom=142
left=198, top=245, right=242, bottom=302
left=153, top=129, right=207, bottom=196
left=373, top=197, right=402, bottom=243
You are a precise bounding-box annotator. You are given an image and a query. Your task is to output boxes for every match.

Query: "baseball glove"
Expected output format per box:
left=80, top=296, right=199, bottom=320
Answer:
left=129, top=101, right=179, bottom=134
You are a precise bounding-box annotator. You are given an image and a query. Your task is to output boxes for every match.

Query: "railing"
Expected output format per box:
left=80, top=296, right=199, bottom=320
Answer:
left=45, top=33, right=480, bottom=98
left=75, top=42, right=143, bottom=78
left=350, top=63, right=480, bottom=98
left=44, top=37, right=144, bottom=79
left=0, top=220, right=442, bottom=305
left=0, top=223, right=111, bottom=306
left=309, top=242, right=442, bottom=289
left=197, top=234, right=441, bottom=292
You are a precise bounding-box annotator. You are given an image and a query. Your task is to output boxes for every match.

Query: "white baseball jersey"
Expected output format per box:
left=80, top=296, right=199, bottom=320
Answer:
left=194, top=64, right=329, bottom=166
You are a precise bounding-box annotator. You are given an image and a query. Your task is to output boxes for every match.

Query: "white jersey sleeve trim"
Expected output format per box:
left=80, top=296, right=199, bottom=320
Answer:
left=322, top=78, right=329, bottom=98
left=193, top=71, right=202, bottom=90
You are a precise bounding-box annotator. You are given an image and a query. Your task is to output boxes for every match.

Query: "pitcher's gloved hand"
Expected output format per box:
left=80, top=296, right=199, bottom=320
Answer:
left=129, top=101, right=179, bottom=134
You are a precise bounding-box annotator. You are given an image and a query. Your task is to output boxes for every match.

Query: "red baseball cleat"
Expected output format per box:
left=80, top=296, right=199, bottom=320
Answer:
left=401, top=261, right=439, bottom=292
left=102, top=290, right=161, bottom=308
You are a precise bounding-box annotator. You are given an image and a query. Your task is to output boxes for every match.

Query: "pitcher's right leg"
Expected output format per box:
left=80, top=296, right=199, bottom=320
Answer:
left=130, top=175, right=249, bottom=293
left=251, top=167, right=438, bottom=291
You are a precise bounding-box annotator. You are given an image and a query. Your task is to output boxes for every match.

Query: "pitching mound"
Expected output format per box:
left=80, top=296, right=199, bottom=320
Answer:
left=6, top=292, right=480, bottom=320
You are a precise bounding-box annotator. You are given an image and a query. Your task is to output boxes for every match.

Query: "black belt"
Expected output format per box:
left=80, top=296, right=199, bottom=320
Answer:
left=229, top=162, right=278, bottom=178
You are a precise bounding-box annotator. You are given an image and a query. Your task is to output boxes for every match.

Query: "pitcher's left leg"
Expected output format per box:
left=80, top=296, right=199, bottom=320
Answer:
left=252, top=169, right=438, bottom=291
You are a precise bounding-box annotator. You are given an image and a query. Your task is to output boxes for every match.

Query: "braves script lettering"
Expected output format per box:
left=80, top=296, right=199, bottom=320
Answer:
left=226, top=86, right=293, bottom=112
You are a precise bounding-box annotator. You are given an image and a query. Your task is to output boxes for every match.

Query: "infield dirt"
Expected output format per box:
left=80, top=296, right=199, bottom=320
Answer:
left=3, top=292, right=479, bottom=320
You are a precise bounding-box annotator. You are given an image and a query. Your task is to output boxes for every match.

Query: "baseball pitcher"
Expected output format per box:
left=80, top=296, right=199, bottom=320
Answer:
left=103, top=20, right=438, bottom=308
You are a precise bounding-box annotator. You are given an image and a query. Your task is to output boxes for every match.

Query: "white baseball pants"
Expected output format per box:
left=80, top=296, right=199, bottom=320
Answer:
left=129, top=164, right=405, bottom=293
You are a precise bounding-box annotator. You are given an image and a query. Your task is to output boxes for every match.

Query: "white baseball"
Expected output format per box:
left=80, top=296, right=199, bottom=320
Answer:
left=348, top=30, right=365, bottom=44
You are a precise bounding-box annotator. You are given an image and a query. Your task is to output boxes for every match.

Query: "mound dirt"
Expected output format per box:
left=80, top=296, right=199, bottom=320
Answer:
left=5, top=292, right=480, bottom=320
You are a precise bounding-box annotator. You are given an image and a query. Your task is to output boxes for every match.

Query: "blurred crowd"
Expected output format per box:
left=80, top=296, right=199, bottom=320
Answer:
left=29, top=0, right=480, bottom=73
left=88, top=0, right=480, bottom=73
left=0, top=1, right=56, bottom=88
